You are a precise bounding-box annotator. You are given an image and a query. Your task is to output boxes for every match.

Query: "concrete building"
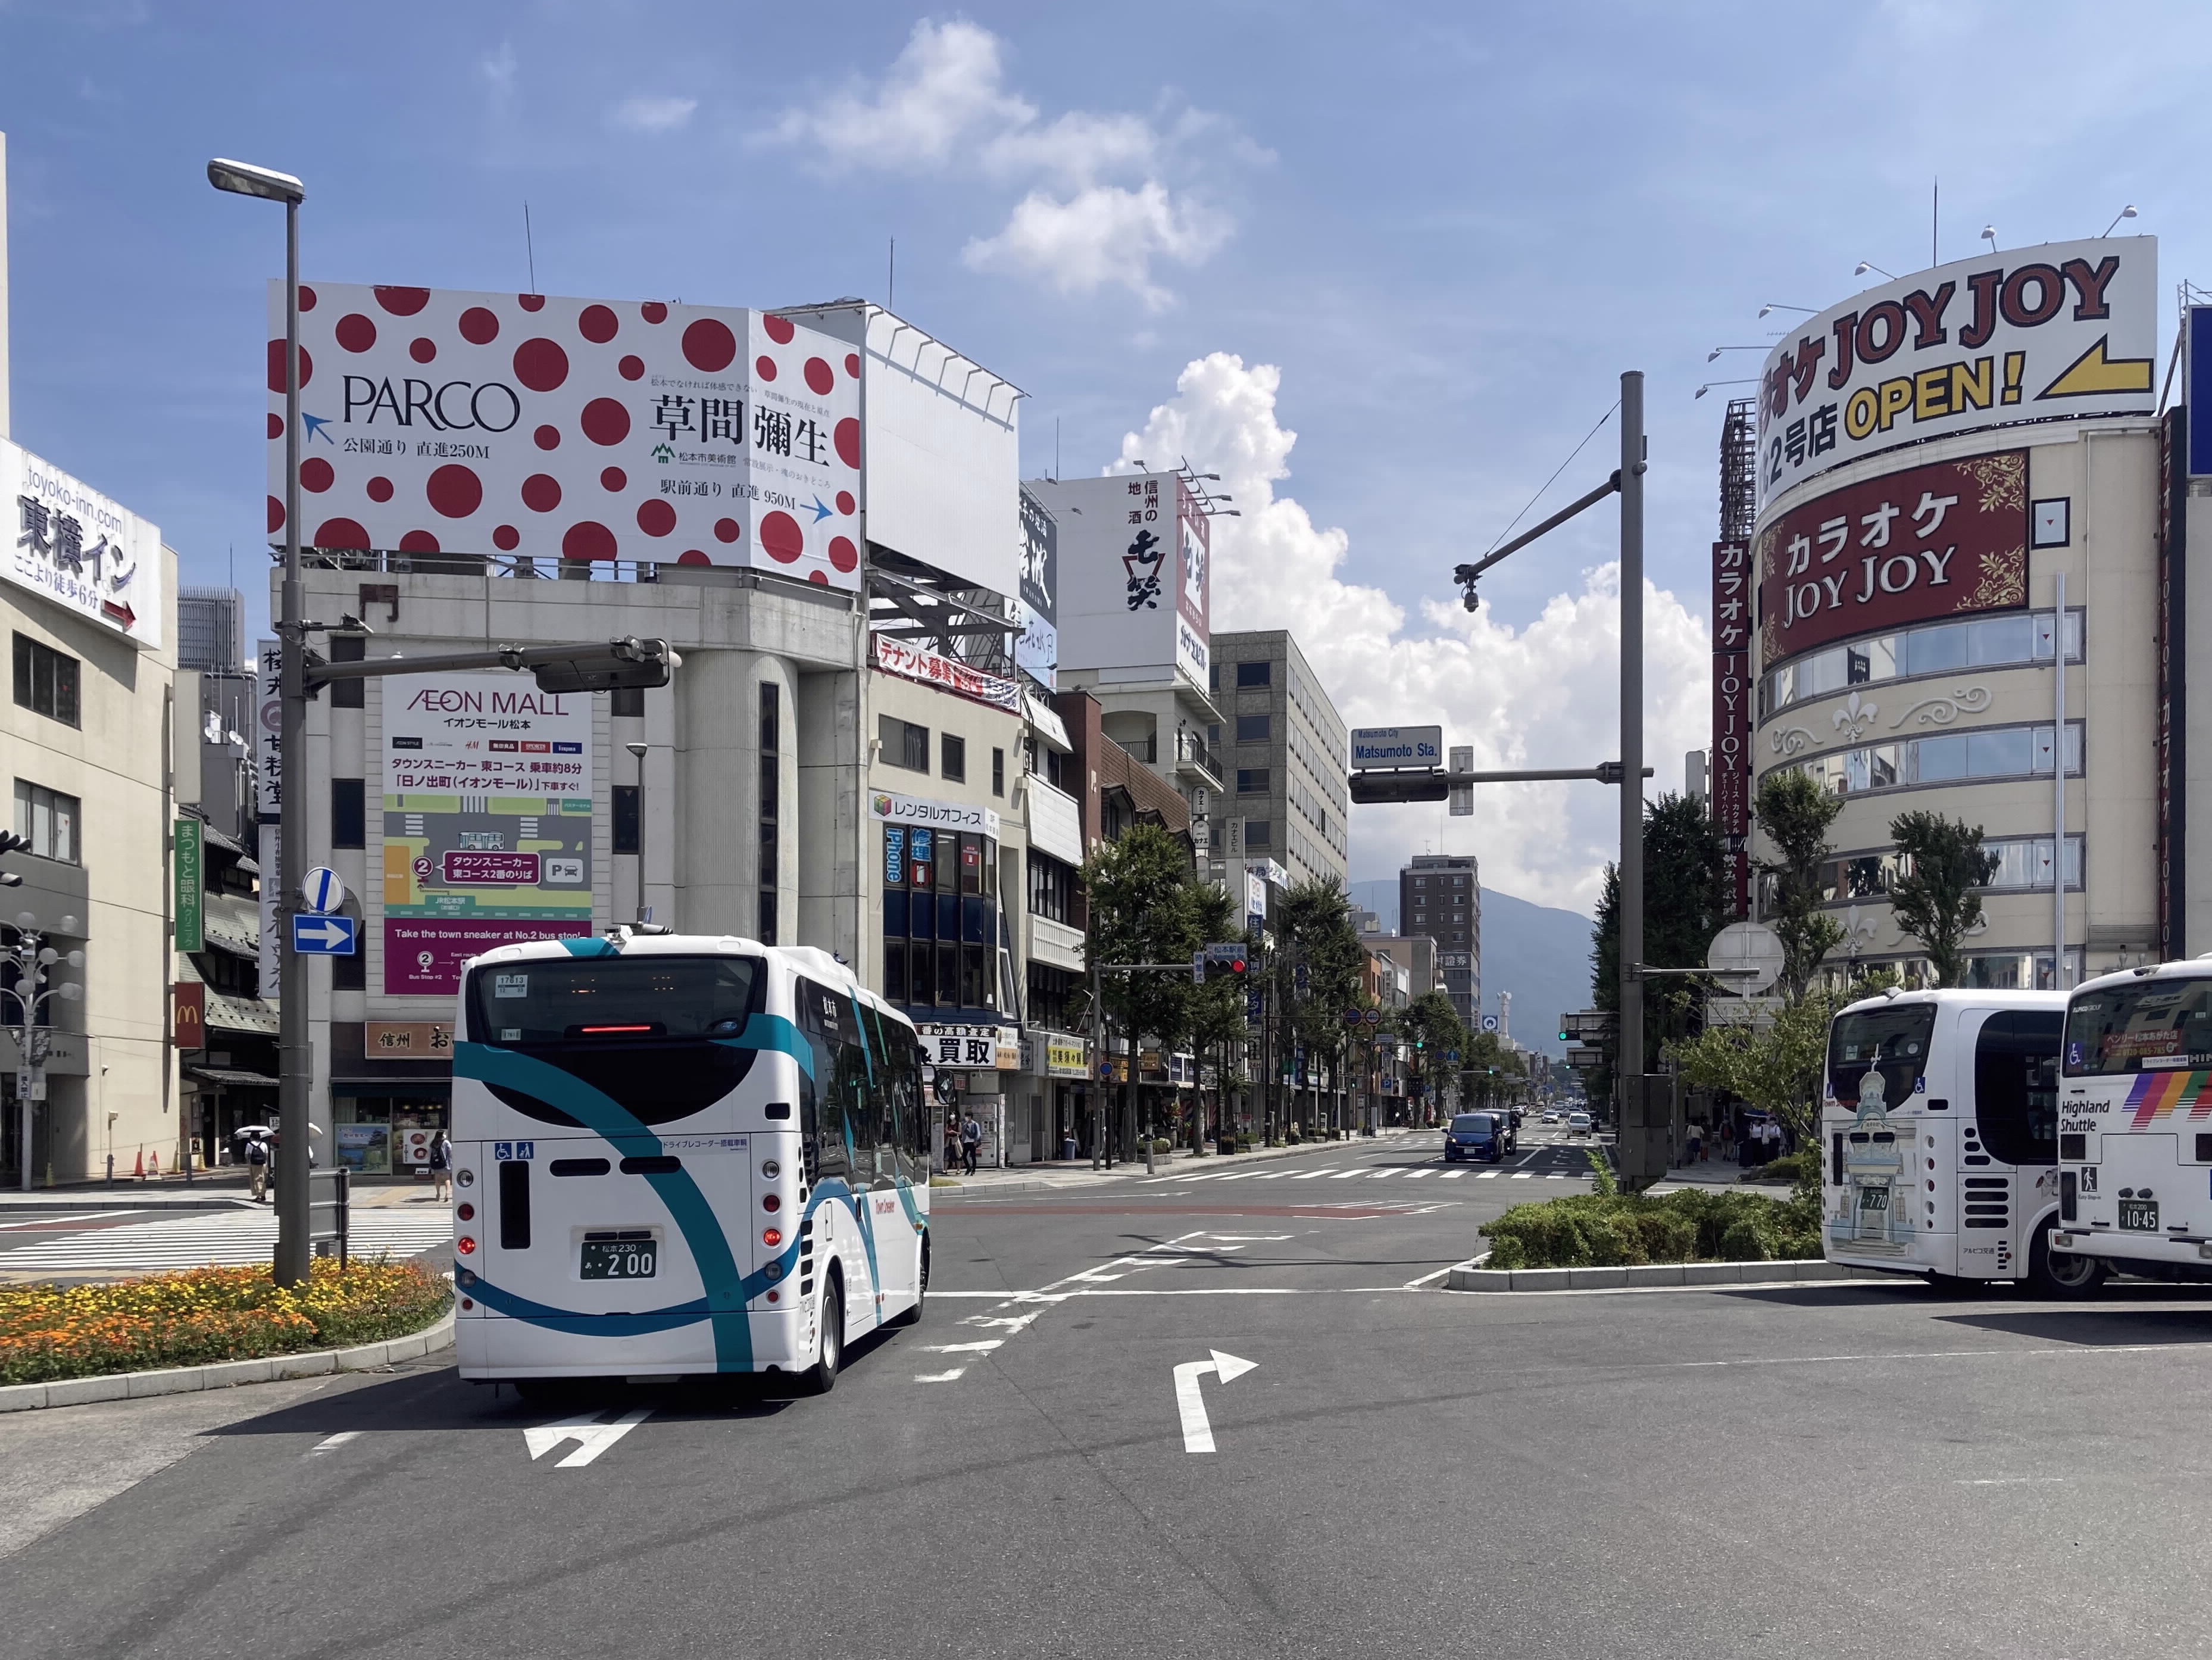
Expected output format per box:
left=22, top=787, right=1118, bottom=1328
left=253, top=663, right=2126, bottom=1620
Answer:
left=1358, top=927, right=1439, bottom=1007
left=1399, top=854, right=1479, bottom=1021
left=1208, top=629, right=1349, bottom=891
left=177, top=586, right=245, bottom=674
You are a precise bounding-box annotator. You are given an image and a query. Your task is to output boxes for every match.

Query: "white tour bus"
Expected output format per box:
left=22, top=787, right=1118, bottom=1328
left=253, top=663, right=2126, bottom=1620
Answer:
left=1822, top=987, right=2103, bottom=1296
left=2051, top=960, right=2212, bottom=1283
left=451, top=931, right=931, bottom=1395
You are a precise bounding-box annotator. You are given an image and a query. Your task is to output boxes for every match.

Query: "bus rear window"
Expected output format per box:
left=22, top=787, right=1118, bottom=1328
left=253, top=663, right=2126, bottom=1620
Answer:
left=2064, top=978, right=2212, bottom=1076
left=1827, top=1004, right=1935, bottom=1113
left=468, top=956, right=764, bottom=1046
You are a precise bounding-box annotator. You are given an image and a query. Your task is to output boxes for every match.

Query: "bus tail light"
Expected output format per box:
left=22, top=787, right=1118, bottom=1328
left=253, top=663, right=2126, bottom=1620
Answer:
left=763, top=1227, right=783, bottom=1247
left=457, top=1235, right=477, bottom=1255
left=763, top=1194, right=781, bottom=1212
left=457, top=1203, right=475, bottom=1222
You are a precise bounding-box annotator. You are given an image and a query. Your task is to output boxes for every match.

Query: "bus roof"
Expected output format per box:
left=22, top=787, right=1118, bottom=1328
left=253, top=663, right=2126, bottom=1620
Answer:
left=461, top=931, right=886, bottom=1012
left=2072, top=957, right=2212, bottom=1000
left=1832, top=986, right=2069, bottom=1022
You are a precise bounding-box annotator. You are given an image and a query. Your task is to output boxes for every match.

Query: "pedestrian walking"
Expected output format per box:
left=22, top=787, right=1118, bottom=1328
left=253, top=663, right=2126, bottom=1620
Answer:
left=429, top=1130, right=453, bottom=1202
left=960, top=1110, right=982, bottom=1175
left=1685, top=1123, right=1702, bottom=1165
left=245, top=1135, right=269, bottom=1203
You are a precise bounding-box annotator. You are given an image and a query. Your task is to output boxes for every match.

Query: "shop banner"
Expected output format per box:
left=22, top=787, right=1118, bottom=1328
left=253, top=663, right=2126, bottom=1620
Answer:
left=869, top=788, right=999, bottom=840
left=364, top=1020, right=453, bottom=1057
left=872, top=634, right=1021, bottom=712
left=174, top=817, right=204, bottom=952
left=381, top=670, right=595, bottom=995
left=1016, top=485, right=1058, bottom=688
left=1032, top=472, right=1208, bottom=685
left=1711, top=541, right=1751, bottom=918
left=1754, top=451, right=2027, bottom=666
left=254, top=638, right=283, bottom=819
left=269, top=282, right=861, bottom=586
left=1758, top=237, right=2155, bottom=508
left=0, top=437, right=164, bottom=648
left=173, top=981, right=205, bottom=1050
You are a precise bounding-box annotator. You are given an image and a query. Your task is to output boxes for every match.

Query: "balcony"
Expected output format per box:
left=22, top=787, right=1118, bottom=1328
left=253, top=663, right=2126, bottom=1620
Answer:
left=1174, top=731, right=1224, bottom=787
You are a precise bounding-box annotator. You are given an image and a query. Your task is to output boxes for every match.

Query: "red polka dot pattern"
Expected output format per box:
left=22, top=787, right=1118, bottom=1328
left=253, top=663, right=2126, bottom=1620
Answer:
left=399, top=529, right=440, bottom=553
left=335, top=314, right=376, bottom=352
left=714, top=518, right=741, bottom=544
left=521, top=475, right=563, bottom=513
left=374, top=287, right=432, bottom=316
left=754, top=355, right=777, bottom=382
left=641, top=302, right=668, bottom=324
left=758, top=511, right=804, bottom=563
left=618, top=355, right=644, bottom=381
left=836, top=491, right=856, bottom=516
left=513, top=338, right=569, bottom=393
left=763, top=314, right=795, bottom=345
left=492, top=525, right=520, bottom=551
left=683, top=319, right=736, bottom=372
left=426, top=464, right=484, bottom=519
left=410, top=337, right=436, bottom=364
left=267, top=496, right=284, bottom=533
left=267, top=413, right=283, bottom=440
left=600, top=467, right=626, bottom=492
left=804, top=357, right=834, bottom=396
left=366, top=476, right=395, bottom=503
left=636, top=500, right=677, bottom=537
left=579, top=304, right=619, bottom=344
left=518, top=293, right=546, bottom=311
left=533, top=425, right=561, bottom=451
left=828, top=535, right=858, bottom=573
left=677, top=550, right=711, bottom=566
left=299, top=286, right=318, bottom=311
left=459, top=307, right=500, bottom=345
left=314, top=517, right=370, bottom=550
left=835, top=418, right=861, bottom=469
left=562, top=521, right=617, bottom=561
left=580, top=398, right=630, bottom=445
left=845, top=353, right=860, bottom=378
left=301, top=457, right=335, bottom=492
left=808, top=570, right=829, bottom=585
left=266, top=339, right=314, bottom=393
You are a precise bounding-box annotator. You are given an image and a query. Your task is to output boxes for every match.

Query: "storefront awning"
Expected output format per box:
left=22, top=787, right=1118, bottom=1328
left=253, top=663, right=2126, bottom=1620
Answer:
left=186, top=1066, right=279, bottom=1088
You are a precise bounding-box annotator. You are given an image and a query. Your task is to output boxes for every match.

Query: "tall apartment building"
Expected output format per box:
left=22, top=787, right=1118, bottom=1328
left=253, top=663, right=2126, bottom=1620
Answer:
left=177, top=586, right=245, bottom=673
left=1208, top=630, right=1348, bottom=891
left=1399, top=854, right=1479, bottom=1022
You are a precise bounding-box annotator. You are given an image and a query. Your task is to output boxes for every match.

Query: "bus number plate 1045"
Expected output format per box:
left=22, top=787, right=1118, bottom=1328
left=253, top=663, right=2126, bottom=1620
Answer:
left=582, top=1232, right=658, bottom=1278
left=2117, top=1198, right=2160, bottom=1232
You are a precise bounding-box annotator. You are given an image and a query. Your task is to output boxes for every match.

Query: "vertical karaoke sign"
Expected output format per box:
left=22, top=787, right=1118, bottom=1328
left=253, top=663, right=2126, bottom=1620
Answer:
left=1711, top=541, right=1750, bottom=919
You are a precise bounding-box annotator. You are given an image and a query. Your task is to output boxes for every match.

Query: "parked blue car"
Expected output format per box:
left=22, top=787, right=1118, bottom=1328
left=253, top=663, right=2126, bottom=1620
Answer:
left=1443, top=1111, right=1512, bottom=1163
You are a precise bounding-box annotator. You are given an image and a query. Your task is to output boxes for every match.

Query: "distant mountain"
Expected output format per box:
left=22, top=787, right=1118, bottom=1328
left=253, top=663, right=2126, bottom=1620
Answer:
left=1349, top=878, right=1595, bottom=1057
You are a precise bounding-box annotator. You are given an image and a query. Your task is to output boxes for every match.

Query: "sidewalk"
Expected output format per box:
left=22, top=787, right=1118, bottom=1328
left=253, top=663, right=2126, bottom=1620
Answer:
left=1644, top=1157, right=1798, bottom=1199
left=929, top=1127, right=1425, bottom=1197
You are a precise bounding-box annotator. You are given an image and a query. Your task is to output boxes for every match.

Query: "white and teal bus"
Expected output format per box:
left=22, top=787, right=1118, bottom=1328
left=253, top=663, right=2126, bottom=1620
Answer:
left=2051, top=960, right=2212, bottom=1283
left=1822, top=987, right=2104, bottom=1296
left=451, top=931, right=931, bottom=1395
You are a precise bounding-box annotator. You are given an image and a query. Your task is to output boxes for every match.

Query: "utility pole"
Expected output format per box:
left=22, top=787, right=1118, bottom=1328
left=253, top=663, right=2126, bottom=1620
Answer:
left=1619, top=370, right=1646, bottom=1137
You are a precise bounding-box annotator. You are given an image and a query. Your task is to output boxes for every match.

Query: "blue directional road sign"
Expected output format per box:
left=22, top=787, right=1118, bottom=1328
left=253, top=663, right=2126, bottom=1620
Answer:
left=291, top=913, right=357, bottom=955
left=301, top=865, right=345, bottom=915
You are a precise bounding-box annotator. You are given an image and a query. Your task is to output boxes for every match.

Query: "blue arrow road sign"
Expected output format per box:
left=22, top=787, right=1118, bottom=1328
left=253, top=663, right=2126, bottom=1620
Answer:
left=291, top=913, right=358, bottom=955
left=302, top=866, right=345, bottom=915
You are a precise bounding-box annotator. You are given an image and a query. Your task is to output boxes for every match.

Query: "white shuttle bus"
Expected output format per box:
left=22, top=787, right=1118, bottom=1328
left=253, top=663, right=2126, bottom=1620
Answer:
left=1822, top=987, right=2103, bottom=1296
left=2052, top=960, right=2212, bottom=1282
left=451, top=931, right=931, bottom=1395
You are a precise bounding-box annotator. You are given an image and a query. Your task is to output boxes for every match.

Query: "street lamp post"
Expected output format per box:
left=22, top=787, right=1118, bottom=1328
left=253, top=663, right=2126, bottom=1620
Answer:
left=625, top=741, right=650, bottom=925
left=4, top=913, right=83, bottom=1192
left=208, top=155, right=311, bottom=1283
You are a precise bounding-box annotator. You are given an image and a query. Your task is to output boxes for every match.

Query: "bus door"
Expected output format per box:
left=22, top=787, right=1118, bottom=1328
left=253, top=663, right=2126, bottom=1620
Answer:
left=1963, top=1007, right=2064, bottom=1279
left=797, top=978, right=883, bottom=1331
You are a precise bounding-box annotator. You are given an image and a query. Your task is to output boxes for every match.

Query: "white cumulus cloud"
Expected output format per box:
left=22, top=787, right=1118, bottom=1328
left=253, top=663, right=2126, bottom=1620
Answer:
left=763, top=17, right=1242, bottom=307
left=610, top=95, right=699, bottom=134
left=1111, top=354, right=1711, bottom=913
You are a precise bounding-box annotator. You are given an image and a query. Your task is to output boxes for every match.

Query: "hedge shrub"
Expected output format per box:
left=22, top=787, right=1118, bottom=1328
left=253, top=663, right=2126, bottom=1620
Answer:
left=1480, top=1187, right=1820, bottom=1270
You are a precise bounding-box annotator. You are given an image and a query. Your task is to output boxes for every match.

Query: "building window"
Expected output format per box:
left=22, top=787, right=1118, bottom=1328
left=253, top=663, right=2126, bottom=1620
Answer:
left=613, top=785, right=641, bottom=854
left=13, top=781, right=78, bottom=864
left=1236, top=714, right=1270, bottom=743
left=1761, top=609, right=2085, bottom=719
left=1237, top=661, right=1271, bottom=687
left=1029, top=850, right=1076, bottom=924
left=1237, top=769, right=1269, bottom=794
left=329, top=634, right=365, bottom=709
left=941, top=732, right=967, bottom=783
left=12, top=636, right=79, bottom=728
left=1452, top=875, right=1467, bottom=887
left=333, top=947, right=365, bottom=991
left=1245, top=819, right=1273, bottom=849
left=879, top=715, right=930, bottom=772
left=1777, top=720, right=2084, bottom=798
left=882, top=823, right=998, bottom=1011
left=992, top=747, right=1005, bottom=797
left=611, top=685, right=645, bottom=718
left=760, top=683, right=780, bottom=946
left=331, top=779, right=365, bottom=849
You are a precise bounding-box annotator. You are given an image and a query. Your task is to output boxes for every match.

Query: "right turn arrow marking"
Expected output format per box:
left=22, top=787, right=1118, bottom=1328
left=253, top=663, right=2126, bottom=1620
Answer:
left=1173, top=1349, right=1257, bottom=1453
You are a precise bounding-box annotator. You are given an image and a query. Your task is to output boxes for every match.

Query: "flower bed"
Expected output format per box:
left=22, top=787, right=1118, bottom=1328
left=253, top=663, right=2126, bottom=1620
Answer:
left=1480, top=1187, right=1822, bottom=1271
left=0, top=1259, right=452, bottom=1386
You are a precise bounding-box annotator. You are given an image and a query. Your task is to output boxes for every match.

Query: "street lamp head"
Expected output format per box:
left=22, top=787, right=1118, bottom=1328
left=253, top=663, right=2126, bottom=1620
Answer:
left=64, top=950, right=83, bottom=968
left=624, top=741, right=649, bottom=761
left=36, top=947, right=55, bottom=966
left=13, top=911, right=34, bottom=931
left=1980, top=224, right=1998, bottom=248
left=207, top=157, right=305, bottom=205
left=58, top=915, right=77, bottom=935
left=57, top=983, right=81, bottom=1003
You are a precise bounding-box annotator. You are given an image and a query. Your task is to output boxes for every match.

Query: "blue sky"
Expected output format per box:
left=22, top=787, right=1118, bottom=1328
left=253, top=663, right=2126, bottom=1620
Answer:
left=4, top=1, right=2208, bottom=909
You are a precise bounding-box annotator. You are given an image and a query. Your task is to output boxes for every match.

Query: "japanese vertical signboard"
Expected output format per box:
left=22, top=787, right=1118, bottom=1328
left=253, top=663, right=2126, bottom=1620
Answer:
left=255, top=636, right=283, bottom=997
left=381, top=672, right=594, bottom=994
left=1757, top=237, right=2155, bottom=510
left=1710, top=543, right=1750, bottom=919
left=174, top=817, right=204, bottom=953
left=1029, top=471, right=1208, bottom=686
left=173, top=981, right=205, bottom=1051
left=1015, top=485, right=1058, bottom=687
left=270, top=283, right=861, bottom=586
left=2, top=438, right=164, bottom=649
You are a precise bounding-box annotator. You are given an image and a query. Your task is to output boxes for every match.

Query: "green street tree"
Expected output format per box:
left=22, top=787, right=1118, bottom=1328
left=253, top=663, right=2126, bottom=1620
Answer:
left=1592, top=792, right=1728, bottom=1085
left=1752, top=769, right=1845, bottom=999
left=1186, top=878, right=1252, bottom=1150
left=1886, top=810, right=1999, bottom=988
left=1082, top=823, right=1202, bottom=1153
left=1274, top=877, right=1365, bottom=1135
left=1401, top=990, right=1469, bottom=1121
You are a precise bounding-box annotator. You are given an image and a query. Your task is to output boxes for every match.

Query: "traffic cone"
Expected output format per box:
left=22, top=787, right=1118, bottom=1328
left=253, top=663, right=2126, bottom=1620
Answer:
left=150, top=1150, right=161, bottom=1179
left=133, top=1147, right=145, bottom=1180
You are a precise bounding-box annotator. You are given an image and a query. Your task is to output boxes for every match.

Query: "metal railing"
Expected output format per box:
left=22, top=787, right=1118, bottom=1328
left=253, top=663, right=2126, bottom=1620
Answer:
left=1176, top=732, right=1223, bottom=782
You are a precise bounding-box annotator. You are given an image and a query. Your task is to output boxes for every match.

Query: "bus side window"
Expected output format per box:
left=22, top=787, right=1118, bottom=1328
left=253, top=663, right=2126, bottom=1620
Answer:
left=842, top=1028, right=877, bottom=1187
left=1974, top=1010, right=2063, bottom=1167
left=798, top=978, right=852, bottom=1187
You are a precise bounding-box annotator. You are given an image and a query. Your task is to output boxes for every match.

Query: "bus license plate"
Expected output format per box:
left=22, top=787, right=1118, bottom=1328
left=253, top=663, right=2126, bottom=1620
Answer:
left=581, top=1235, right=658, bottom=1278
left=2118, top=1198, right=2159, bottom=1232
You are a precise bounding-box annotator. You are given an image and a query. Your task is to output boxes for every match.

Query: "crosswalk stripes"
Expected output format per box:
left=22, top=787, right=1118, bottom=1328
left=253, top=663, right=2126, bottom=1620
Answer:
left=0, top=1209, right=453, bottom=1272
left=1142, top=1157, right=1592, bottom=1190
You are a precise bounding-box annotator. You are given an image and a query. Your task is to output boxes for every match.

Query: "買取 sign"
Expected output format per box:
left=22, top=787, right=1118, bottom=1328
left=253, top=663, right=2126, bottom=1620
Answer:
left=1349, top=726, right=1443, bottom=771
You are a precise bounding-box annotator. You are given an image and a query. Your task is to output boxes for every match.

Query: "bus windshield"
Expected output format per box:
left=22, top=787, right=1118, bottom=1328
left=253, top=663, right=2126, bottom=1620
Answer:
left=1827, top=1003, right=1935, bottom=1113
left=468, top=955, right=764, bottom=1046
left=2063, top=977, right=2212, bottom=1077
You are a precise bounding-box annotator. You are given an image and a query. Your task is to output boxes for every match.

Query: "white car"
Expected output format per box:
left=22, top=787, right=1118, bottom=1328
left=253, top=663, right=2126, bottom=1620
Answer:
left=1566, top=1111, right=1592, bottom=1136
left=1541, top=1109, right=1560, bottom=1125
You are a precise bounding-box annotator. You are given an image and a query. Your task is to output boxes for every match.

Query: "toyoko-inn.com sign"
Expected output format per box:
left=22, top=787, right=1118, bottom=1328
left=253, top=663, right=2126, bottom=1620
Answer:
left=1757, top=237, right=2154, bottom=510
left=268, top=282, right=860, bottom=586
left=3, top=438, right=164, bottom=648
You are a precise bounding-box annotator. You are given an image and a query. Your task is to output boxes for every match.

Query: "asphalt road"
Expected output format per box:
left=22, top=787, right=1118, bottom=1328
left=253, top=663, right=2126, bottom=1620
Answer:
left=7, top=1130, right=2212, bottom=1658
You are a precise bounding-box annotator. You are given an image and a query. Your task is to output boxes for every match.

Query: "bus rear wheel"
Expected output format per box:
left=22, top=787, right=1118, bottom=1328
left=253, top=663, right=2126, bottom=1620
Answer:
left=2029, top=1222, right=2108, bottom=1299
left=802, top=1278, right=843, bottom=1395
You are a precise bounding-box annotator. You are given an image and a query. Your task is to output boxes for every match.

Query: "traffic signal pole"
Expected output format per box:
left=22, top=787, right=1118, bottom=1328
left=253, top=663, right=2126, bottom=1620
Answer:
left=1619, top=371, right=1646, bottom=1146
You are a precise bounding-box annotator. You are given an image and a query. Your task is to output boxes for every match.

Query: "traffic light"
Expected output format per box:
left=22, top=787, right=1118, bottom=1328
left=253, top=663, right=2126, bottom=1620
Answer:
left=1199, top=942, right=1248, bottom=983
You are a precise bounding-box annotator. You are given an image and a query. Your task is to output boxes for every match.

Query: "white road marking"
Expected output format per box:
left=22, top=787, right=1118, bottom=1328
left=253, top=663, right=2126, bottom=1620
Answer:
left=1173, top=1349, right=1258, bottom=1453
left=1546, top=1173, right=1566, bottom=1180
left=524, top=1409, right=652, bottom=1469
left=921, top=1340, right=1002, bottom=1353
left=0, top=1209, right=136, bottom=1230
left=1402, top=1170, right=1433, bottom=1180
left=1401, top=1264, right=1458, bottom=1288
left=1441, top=1171, right=1466, bottom=1180
left=1510, top=1172, right=1534, bottom=1180
left=1366, top=1169, right=1398, bottom=1178
left=1254, top=1172, right=1289, bottom=1180
left=1955, top=1477, right=2070, bottom=1486
left=1328, top=1169, right=1365, bottom=1180
left=913, top=1368, right=967, bottom=1383
left=1477, top=1172, right=1499, bottom=1180
left=308, top=1431, right=361, bottom=1456
left=1289, top=1169, right=1332, bottom=1180
left=0, top=1209, right=451, bottom=1271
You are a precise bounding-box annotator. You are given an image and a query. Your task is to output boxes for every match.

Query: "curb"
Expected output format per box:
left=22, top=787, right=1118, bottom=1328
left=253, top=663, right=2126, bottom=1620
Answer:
left=1443, top=1258, right=1885, bottom=1293
left=0, top=1309, right=455, bottom=1414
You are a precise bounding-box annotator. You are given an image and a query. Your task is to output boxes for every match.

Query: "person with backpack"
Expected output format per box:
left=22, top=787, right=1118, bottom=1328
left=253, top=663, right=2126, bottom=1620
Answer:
left=245, top=1135, right=270, bottom=1202
left=960, top=1111, right=983, bottom=1175
left=429, top=1130, right=453, bottom=1202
